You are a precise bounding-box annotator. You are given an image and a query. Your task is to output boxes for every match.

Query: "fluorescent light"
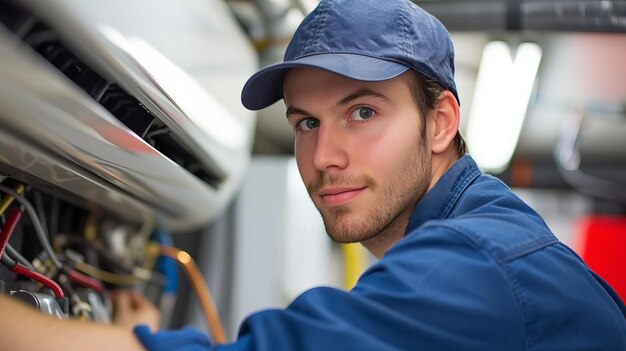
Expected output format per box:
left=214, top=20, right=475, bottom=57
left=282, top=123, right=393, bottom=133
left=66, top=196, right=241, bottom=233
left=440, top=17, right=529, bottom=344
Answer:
left=466, top=41, right=542, bottom=173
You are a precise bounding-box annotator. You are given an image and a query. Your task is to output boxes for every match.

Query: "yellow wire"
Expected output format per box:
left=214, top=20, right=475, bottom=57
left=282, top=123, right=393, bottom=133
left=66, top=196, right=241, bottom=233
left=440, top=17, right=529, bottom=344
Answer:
left=0, top=183, right=24, bottom=215
left=341, top=243, right=368, bottom=290
left=142, top=242, right=160, bottom=271
left=74, top=262, right=141, bottom=285
left=84, top=212, right=99, bottom=241
left=160, top=246, right=227, bottom=344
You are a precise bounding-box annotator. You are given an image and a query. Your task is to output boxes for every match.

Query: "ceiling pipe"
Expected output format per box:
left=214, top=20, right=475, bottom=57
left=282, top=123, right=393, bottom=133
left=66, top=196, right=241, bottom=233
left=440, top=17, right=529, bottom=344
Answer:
left=417, top=0, right=626, bottom=32
left=253, top=0, right=304, bottom=65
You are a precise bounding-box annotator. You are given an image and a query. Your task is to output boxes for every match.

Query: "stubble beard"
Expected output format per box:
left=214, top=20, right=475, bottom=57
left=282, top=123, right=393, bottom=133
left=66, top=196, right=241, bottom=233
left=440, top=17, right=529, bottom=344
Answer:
left=307, top=140, right=432, bottom=244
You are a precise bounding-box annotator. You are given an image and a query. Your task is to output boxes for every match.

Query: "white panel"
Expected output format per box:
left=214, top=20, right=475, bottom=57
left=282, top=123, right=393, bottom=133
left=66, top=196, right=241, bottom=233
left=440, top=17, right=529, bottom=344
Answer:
left=283, top=158, right=332, bottom=299
left=231, top=157, right=337, bottom=335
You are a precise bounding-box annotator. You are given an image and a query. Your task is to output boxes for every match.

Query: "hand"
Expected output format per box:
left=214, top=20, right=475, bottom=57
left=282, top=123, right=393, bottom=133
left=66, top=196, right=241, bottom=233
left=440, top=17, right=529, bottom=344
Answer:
left=111, top=290, right=160, bottom=331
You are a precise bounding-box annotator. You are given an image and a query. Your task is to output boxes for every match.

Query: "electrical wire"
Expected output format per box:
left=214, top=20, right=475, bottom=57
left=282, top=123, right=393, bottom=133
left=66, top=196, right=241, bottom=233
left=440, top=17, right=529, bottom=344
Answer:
left=143, top=242, right=160, bottom=271
left=73, top=260, right=163, bottom=286
left=0, top=253, right=16, bottom=267
left=0, top=185, right=105, bottom=292
left=0, top=183, right=24, bottom=215
left=5, top=244, right=34, bottom=270
left=12, top=262, right=65, bottom=298
left=55, top=273, right=94, bottom=320
left=145, top=128, right=170, bottom=139
left=34, top=191, right=48, bottom=237
left=160, top=246, right=226, bottom=344
left=73, top=261, right=141, bottom=285
left=55, top=234, right=131, bottom=272
left=141, top=118, right=158, bottom=139
left=84, top=212, right=99, bottom=241
left=55, top=235, right=161, bottom=286
left=136, top=212, right=154, bottom=239
left=0, top=202, right=64, bottom=299
left=0, top=207, right=22, bottom=259
left=55, top=235, right=166, bottom=296
left=66, top=270, right=105, bottom=293
left=0, top=184, right=63, bottom=269
left=0, top=192, right=31, bottom=270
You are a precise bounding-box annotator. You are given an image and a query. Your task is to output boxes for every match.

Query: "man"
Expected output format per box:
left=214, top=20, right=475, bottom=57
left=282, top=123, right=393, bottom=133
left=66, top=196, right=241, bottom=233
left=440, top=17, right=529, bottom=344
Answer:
left=134, top=0, right=625, bottom=349
left=1, top=0, right=624, bottom=350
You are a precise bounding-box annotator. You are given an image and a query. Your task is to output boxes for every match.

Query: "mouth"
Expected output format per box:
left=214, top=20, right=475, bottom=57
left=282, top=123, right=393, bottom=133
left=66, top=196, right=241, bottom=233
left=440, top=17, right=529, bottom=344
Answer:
left=318, top=187, right=366, bottom=206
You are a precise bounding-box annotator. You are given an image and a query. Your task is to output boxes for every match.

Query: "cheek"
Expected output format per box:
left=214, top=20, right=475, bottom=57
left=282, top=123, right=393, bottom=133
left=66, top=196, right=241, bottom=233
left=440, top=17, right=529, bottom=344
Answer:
left=294, top=138, right=315, bottom=182
left=355, top=123, right=421, bottom=176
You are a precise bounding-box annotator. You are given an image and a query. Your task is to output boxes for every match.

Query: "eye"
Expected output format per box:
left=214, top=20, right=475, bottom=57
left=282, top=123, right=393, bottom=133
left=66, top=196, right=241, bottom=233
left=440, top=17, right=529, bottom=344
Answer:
left=350, top=107, right=375, bottom=121
left=296, top=117, right=320, bottom=131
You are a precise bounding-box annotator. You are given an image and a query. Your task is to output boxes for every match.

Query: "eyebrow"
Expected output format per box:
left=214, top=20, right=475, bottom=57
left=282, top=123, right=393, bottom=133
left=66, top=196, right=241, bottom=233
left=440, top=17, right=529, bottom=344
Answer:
left=286, top=106, right=311, bottom=119
left=337, top=88, right=391, bottom=106
left=285, top=88, right=391, bottom=119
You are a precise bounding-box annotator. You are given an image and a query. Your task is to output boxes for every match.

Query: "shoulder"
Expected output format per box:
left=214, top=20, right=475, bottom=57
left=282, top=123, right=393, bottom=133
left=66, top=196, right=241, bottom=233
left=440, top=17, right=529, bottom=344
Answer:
left=363, top=222, right=524, bottom=306
left=440, top=172, right=558, bottom=262
left=388, top=210, right=626, bottom=349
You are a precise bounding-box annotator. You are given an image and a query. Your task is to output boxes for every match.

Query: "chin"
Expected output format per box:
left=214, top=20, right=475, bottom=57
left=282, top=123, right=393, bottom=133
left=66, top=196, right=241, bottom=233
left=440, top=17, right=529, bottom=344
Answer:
left=321, top=209, right=379, bottom=244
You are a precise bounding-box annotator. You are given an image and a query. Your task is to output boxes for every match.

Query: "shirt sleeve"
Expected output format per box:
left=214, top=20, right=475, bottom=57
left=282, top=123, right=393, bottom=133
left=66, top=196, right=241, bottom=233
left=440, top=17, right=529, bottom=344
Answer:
left=216, top=225, right=527, bottom=351
left=134, top=325, right=213, bottom=351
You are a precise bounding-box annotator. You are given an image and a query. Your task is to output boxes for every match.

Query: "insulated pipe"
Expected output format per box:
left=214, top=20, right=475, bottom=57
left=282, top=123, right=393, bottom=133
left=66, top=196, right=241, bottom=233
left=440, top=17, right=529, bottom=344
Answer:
left=254, top=0, right=304, bottom=63
left=250, top=0, right=306, bottom=152
left=417, top=0, right=626, bottom=33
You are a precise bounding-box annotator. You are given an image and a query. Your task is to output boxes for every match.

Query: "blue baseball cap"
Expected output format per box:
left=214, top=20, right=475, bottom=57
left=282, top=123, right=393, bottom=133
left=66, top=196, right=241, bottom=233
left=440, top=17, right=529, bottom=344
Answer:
left=241, top=0, right=458, bottom=111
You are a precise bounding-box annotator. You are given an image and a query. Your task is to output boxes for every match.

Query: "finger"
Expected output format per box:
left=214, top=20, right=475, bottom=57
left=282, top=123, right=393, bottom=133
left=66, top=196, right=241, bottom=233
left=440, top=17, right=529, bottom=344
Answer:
left=128, top=291, right=149, bottom=309
left=112, top=291, right=133, bottom=313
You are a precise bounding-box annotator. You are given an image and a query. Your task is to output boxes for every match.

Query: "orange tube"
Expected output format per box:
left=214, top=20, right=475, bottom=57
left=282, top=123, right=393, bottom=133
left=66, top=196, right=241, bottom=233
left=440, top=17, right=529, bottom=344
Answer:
left=160, top=246, right=226, bottom=344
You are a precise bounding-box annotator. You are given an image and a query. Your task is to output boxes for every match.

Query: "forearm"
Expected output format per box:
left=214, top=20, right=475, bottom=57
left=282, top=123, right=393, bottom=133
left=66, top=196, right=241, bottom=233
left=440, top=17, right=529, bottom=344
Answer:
left=0, top=295, right=145, bottom=351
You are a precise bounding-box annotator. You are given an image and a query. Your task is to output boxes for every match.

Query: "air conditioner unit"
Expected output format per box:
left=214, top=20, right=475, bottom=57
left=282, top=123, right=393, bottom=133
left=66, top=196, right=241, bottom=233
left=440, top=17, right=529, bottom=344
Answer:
left=0, top=0, right=258, bottom=233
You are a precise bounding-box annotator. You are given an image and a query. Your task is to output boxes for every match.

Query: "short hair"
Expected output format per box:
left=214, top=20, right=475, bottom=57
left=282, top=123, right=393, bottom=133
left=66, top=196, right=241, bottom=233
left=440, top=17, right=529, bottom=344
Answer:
left=407, top=70, right=468, bottom=156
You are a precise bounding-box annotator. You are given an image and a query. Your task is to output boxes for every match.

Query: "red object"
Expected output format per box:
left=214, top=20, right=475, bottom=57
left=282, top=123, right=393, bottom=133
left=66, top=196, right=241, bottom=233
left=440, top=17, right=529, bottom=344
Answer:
left=0, top=208, right=64, bottom=298
left=576, top=216, right=626, bottom=301
left=0, top=208, right=22, bottom=258
left=67, top=269, right=105, bottom=292
left=12, top=263, right=64, bottom=298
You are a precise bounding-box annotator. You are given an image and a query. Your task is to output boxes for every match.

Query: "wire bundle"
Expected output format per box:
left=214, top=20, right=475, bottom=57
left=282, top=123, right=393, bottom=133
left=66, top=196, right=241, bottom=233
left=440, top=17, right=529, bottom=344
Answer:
left=0, top=184, right=105, bottom=293
left=0, top=182, right=227, bottom=343
left=0, top=203, right=64, bottom=298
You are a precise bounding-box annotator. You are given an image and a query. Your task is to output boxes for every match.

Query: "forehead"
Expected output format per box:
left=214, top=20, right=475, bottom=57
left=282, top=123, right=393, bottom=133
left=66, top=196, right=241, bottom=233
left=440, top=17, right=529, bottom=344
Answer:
left=283, top=67, right=413, bottom=104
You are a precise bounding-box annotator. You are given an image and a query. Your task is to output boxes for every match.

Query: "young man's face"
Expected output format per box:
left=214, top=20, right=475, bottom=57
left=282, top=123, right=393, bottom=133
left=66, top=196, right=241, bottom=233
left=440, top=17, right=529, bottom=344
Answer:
left=284, top=68, right=432, bottom=244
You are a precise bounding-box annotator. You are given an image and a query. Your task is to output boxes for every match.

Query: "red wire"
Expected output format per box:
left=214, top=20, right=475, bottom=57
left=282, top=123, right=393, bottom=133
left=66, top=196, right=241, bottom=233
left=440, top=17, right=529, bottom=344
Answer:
left=12, top=263, right=64, bottom=298
left=0, top=205, right=103, bottom=295
left=0, top=208, right=64, bottom=298
left=0, top=208, right=22, bottom=258
left=67, top=269, right=105, bottom=292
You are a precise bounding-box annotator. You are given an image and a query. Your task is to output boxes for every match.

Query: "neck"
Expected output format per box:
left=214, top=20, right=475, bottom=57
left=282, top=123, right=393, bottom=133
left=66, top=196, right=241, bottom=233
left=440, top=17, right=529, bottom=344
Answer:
left=362, top=149, right=461, bottom=259
left=361, top=203, right=415, bottom=258
left=428, top=148, right=459, bottom=191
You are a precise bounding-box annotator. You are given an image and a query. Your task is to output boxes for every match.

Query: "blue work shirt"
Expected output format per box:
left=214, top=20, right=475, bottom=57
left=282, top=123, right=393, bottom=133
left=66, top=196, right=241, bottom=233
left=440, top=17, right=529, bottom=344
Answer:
left=138, top=155, right=626, bottom=350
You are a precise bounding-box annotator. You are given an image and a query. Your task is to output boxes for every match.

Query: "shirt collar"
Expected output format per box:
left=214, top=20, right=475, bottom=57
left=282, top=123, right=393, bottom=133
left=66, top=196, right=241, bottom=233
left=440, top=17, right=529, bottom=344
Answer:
left=406, top=155, right=482, bottom=234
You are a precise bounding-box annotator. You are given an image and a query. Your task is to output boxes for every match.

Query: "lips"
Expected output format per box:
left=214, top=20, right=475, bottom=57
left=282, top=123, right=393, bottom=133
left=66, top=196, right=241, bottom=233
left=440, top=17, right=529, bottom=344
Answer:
left=319, top=187, right=366, bottom=206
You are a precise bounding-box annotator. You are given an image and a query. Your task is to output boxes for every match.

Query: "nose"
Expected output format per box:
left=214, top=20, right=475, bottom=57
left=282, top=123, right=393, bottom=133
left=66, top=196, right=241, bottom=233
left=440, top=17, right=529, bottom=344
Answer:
left=312, top=123, right=349, bottom=172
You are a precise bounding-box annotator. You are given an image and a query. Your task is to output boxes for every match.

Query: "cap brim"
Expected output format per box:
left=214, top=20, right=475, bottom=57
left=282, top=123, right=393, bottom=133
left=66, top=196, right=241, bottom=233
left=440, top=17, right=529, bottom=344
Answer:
left=241, top=53, right=409, bottom=110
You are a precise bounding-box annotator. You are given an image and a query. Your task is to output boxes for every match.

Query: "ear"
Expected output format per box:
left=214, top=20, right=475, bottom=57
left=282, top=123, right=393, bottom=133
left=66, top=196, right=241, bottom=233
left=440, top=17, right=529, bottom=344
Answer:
left=429, top=90, right=460, bottom=154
